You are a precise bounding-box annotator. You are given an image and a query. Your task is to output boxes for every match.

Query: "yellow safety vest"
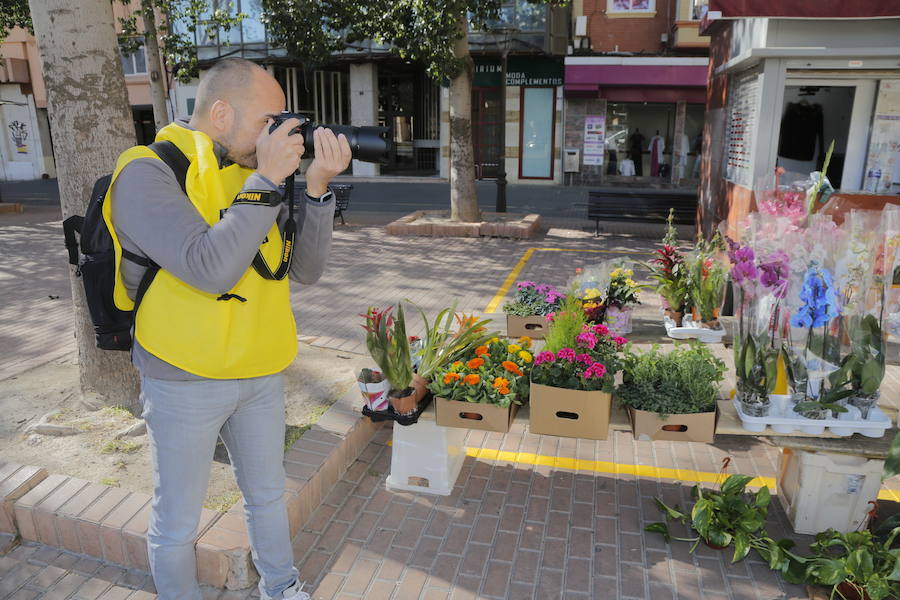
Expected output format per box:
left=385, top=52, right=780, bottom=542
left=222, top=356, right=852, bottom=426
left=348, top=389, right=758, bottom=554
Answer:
left=103, top=123, right=297, bottom=379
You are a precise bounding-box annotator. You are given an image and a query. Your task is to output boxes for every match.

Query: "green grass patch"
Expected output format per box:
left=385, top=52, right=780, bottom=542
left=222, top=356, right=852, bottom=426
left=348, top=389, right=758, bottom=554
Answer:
left=100, top=440, right=142, bottom=454
left=283, top=403, right=331, bottom=451
left=102, top=405, right=135, bottom=419
left=204, top=491, right=242, bottom=512
left=99, top=477, right=120, bottom=487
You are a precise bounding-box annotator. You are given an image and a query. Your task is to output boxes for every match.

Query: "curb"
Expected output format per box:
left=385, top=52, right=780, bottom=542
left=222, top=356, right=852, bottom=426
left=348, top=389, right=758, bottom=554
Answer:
left=0, top=203, right=24, bottom=214
left=0, top=385, right=383, bottom=590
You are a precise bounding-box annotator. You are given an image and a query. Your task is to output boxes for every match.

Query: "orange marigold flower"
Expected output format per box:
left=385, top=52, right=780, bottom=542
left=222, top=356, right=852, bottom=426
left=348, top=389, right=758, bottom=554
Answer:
left=502, top=361, right=523, bottom=376
left=464, top=374, right=481, bottom=385
left=467, top=358, right=485, bottom=369
left=499, top=387, right=510, bottom=395
left=475, top=345, right=489, bottom=356
left=443, top=372, right=461, bottom=384
left=492, top=376, right=510, bottom=389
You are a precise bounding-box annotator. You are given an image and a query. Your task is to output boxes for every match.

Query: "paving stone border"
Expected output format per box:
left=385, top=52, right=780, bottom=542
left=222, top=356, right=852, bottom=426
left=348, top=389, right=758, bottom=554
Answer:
left=385, top=210, right=541, bottom=239
left=0, top=384, right=382, bottom=591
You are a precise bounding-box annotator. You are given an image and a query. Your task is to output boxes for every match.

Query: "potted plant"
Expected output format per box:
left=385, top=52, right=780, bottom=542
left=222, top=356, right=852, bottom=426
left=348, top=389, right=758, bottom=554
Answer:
left=804, top=528, right=900, bottom=600
left=688, top=235, right=728, bottom=329
left=428, top=336, right=532, bottom=433
left=603, top=266, right=644, bottom=335
left=502, top=281, right=565, bottom=339
left=839, top=314, right=886, bottom=420
left=362, top=305, right=418, bottom=416
left=528, top=323, right=625, bottom=440
left=735, top=333, right=780, bottom=418
left=617, top=342, right=726, bottom=442
left=647, top=209, right=690, bottom=326
left=412, top=305, right=493, bottom=385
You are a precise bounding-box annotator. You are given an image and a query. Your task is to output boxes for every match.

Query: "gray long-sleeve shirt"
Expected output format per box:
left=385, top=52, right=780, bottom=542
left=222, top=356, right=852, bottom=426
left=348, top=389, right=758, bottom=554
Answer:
left=111, top=127, right=334, bottom=380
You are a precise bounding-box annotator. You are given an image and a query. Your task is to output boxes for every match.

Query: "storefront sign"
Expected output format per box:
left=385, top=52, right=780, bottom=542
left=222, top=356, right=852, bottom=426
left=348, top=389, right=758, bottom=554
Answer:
left=473, top=59, right=502, bottom=87
left=583, top=115, right=605, bottom=165
left=507, top=56, right=563, bottom=87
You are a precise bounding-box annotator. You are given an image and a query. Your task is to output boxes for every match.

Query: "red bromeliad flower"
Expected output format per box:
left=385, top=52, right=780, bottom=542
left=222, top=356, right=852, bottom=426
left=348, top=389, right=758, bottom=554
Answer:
left=360, top=306, right=394, bottom=334
left=653, top=245, right=683, bottom=277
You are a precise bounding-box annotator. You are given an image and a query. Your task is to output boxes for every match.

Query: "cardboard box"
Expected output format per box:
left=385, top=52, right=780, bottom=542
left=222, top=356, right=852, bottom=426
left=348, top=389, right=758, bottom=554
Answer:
left=528, top=384, right=611, bottom=440
left=627, top=406, right=717, bottom=443
left=435, top=397, right=518, bottom=433
left=506, top=315, right=548, bottom=339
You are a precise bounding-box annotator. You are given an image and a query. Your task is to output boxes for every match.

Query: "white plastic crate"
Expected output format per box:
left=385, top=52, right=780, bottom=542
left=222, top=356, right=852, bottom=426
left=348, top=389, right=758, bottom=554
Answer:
left=777, top=448, right=884, bottom=534
left=386, top=404, right=467, bottom=496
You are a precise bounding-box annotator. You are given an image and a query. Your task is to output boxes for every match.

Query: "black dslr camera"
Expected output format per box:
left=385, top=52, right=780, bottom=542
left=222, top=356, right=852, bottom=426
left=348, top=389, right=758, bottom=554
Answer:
left=269, top=111, right=390, bottom=164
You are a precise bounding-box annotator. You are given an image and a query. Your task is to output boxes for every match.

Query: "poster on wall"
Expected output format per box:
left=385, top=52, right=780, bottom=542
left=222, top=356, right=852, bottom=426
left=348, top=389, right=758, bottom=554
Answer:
left=584, top=115, right=605, bottom=166
left=725, top=70, right=760, bottom=187
left=864, top=80, right=900, bottom=194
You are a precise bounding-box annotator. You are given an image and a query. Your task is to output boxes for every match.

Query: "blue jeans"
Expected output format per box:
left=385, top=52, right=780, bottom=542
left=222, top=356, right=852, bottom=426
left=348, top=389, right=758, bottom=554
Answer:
left=141, top=374, right=299, bottom=600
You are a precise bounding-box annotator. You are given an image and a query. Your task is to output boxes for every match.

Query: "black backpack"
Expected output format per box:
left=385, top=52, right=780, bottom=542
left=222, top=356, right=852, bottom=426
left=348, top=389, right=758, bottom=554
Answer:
left=63, top=141, right=190, bottom=351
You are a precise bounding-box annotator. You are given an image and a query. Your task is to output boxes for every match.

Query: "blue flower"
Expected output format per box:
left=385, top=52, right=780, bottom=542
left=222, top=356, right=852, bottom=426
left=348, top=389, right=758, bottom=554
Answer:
left=790, top=267, right=840, bottom=329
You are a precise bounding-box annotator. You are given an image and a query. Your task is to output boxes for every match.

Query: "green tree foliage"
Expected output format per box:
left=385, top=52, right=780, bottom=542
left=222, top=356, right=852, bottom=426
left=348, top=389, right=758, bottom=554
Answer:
left=0, top=0, right=32, bottom=44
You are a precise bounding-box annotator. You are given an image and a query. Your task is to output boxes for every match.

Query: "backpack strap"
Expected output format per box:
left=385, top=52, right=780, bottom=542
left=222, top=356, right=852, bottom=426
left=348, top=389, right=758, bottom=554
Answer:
left=63, top=215, right=84, bottom=266
left=128, top=141, right=190, bottom=319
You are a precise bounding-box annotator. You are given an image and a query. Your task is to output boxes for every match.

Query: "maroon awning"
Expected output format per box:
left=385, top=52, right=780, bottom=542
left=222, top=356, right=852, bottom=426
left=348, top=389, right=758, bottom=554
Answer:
left=564, top=63, right=708, bottom=102
left=708, top=0, right=900, bottom=18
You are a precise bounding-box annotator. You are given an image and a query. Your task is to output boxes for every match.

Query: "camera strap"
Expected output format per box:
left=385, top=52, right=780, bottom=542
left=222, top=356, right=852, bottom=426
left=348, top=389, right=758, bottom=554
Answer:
left=251, top=174, right=296, bottom=281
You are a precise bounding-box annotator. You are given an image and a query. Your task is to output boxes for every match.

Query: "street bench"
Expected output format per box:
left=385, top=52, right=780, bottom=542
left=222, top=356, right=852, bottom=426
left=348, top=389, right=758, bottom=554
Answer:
left=332, top=184, right=352, bottom=225
left=587, top=188, right=697, bottom=236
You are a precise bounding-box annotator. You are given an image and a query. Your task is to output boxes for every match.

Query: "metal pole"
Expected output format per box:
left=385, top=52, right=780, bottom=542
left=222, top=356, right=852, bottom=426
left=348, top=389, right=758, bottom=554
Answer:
left=495, top=42, right=508, bottom=213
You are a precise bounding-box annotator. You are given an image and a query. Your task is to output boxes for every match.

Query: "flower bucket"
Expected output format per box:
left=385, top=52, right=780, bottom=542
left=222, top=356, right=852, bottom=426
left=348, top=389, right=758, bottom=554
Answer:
left=850, top=392, right=879, bottom=420
left=358, top=369, right=390, bottom=411
left=605, top=305, right=633, bottom=335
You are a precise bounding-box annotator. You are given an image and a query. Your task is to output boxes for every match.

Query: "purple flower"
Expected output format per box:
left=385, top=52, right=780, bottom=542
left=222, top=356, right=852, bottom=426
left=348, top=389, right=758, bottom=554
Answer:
left=582, top=362, right=607, bottom=379
left=534, top=351, right=556, bottom=365
left=758, top=251, right=789, bottom=299
left=557, top=348, right=576, bottom=362
left=576, top=332, right=598, bottom=350
left=576, top=353, right=593, bottom=365
left=516, top=281, right=537, bottom=290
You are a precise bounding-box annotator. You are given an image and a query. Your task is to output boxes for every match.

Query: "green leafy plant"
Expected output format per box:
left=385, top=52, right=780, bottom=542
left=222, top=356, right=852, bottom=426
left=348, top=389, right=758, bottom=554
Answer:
left=688, top=246, right=728, bottom=324
left=793, top=368, right=853, bottom=417
left=412, top=305, right=495, bottom=381
left=804, top=528, right=900, bottom=600
left=362, top=305, right=413, bottom=393
left=617, top=343, right=726, bottom=416
left=839, top=314, right=886, bottom=397
left=647, top=475, right=805, bottom=578
left=543, top=294, right=588, bottom=353
left=735, top=334, right=780, bottom=399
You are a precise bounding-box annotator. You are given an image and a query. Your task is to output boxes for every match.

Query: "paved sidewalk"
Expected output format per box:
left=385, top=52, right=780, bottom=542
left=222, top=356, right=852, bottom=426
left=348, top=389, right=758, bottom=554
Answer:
left=0, top=422, right=814, bottom=600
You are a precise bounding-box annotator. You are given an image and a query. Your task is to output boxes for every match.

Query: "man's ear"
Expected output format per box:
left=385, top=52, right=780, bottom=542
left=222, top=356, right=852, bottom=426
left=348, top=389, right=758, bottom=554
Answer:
left=208, top=99, right=234, bottom=134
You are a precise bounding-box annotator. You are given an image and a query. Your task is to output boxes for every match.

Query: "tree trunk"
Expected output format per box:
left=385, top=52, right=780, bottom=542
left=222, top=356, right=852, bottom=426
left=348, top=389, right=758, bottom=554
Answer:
left=448, top=13, right=480, bottom=223
left=141, top=0, right=170, bottom=131
left=29, top=0, right=142, bottom=410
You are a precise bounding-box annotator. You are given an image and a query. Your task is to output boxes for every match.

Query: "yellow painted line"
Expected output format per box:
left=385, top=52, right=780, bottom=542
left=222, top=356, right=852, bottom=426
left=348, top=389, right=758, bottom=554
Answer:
left=482, top=246, right=656, bottom=314
left=386, top=440, right=900, bottom=500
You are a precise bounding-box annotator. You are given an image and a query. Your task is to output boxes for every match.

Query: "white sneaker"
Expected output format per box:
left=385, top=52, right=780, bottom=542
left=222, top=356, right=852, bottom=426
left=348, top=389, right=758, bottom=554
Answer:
left=280, top=580, right=310, bottom=600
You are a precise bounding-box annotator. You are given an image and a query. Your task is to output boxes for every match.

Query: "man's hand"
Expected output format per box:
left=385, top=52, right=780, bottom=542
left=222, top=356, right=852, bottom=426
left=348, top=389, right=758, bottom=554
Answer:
left=255, top=118, right=304, bottom=185
left=305, top=128, right=353, bottom=197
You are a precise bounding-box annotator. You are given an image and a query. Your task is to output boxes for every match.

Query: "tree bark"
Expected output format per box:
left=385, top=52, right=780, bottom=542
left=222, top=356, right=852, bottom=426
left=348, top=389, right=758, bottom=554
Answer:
left=141, top=0, right=170, bottom=131
left=448, top=13, right=480, bottom=223
left=28, top=0, right=142, bottom=410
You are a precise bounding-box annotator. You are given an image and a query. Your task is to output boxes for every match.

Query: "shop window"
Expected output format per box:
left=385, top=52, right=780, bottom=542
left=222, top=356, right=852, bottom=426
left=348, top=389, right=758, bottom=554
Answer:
left=605, top=102, right=677, bottom=178
left=690, top=0, right=709, bottom=20
left=121, top=38, right=147, bottom=75
left=519, top=87, right=555, bottom=179
left=607, top=0, right=656, bottom=15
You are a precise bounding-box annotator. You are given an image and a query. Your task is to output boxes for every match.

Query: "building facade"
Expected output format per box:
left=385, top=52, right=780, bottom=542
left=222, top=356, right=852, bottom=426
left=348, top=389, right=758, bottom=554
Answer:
left=699, top=2, right=900, bottom=236
left=562, top=0, right=711, bottom=187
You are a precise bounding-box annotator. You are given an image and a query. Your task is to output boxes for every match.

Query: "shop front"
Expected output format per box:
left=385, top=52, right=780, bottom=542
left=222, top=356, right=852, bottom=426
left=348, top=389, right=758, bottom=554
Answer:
left=562, top=57, right=709, bottom=186
left=458, top=55, right=564, bottom=184
left=699, top=6, right=900, bottom=236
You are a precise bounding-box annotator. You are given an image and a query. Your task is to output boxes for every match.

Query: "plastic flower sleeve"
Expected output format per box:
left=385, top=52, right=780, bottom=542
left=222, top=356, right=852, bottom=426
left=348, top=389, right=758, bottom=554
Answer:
left=884, top=207, right=900, bottom=344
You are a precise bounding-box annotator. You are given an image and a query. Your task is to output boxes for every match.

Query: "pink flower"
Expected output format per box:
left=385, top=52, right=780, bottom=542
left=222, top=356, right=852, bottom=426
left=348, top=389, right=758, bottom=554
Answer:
left=576, top=353, right=593, bottom=365
left=545, top=312, right=556, bottom=323
left=557, top=348, right=576, bottom=362
left=583, top=362, right=607, bottom=379
left=576, top=332, right=598, bottom=350
left=534, top=351, right=556, bottom=365
left=613, top=336, right=628, bottom=346
left=592, top=324, right=609, bottom=336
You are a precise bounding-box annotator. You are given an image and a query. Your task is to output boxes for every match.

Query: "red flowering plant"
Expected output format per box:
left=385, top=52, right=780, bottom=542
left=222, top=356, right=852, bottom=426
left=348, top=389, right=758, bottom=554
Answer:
left=361, top=305, right=413, bottom=395
left=427, top=336, right=533, bottom=407
left=645, top=209, right=690, bottom=322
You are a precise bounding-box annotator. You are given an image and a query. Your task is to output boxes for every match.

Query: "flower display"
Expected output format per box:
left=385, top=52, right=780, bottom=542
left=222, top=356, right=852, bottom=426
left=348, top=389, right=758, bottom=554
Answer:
left=529, top=348, right=612, bottom=392
left=790, top=267, right=841, bottom=329
left=428, top=337, right=531, bottom=407
left=503, top=281, right=566, bottom=316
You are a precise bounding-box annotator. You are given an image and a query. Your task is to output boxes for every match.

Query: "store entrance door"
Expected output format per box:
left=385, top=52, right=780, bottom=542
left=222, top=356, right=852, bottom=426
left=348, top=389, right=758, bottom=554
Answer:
left=472, top=86, right=503, bottom=179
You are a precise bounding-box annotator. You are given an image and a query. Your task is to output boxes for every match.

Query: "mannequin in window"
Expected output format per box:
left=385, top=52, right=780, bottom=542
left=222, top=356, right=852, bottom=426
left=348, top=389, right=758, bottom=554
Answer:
left=627, top=128, right=645, bottom=176
left=649, top=130, right=665, bottom=177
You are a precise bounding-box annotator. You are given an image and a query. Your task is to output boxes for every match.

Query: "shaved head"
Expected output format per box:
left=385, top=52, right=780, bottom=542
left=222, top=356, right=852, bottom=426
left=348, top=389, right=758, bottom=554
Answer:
left=189, top=57, right=286, bottom=169
left=193, top=58, right=270, bottom=117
